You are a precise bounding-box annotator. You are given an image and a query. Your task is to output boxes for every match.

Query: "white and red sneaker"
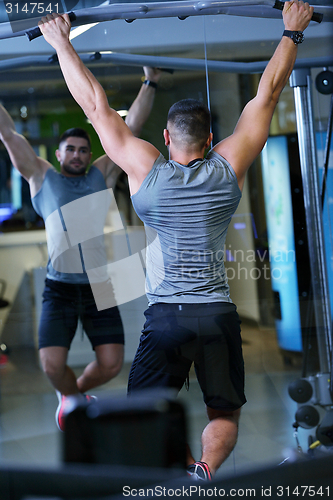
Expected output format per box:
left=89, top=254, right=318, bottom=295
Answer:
left=187, top=461, right=212, bottom=481
left=55, top=391, right=97, bottom=431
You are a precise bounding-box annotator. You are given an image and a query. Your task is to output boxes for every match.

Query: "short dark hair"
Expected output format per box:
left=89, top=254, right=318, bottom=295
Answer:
left=59, top=128, right=91, bottom=150
left=167, top=99, right=211, bottom=149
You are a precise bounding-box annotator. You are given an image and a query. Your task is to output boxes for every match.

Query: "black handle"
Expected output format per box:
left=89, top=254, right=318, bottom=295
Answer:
left=25, top=11, right=77, bottom=41
left=273, top=0, right=323, bottom=23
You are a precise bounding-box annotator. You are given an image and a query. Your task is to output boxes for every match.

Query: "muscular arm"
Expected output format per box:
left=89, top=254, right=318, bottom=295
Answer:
left=39, top=14, right=160, bottom=195
left=125, top=67, right=161, bottom=137
left=0, top=103, right=50, bottom=197
left=214, top=0, right=313, bottom=190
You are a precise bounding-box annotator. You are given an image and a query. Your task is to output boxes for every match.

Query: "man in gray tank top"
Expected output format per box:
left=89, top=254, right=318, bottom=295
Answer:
left=40, top=1, right=313, bottom=479
left=0, top=67, right=161, bottom=432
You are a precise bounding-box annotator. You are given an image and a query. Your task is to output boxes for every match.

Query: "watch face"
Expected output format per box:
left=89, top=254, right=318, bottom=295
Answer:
left=293, top=32, right=304, bottom=44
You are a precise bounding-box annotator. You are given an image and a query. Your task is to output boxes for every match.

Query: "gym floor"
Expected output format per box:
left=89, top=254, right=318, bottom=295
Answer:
left=0, top=320, right=313, bottom=481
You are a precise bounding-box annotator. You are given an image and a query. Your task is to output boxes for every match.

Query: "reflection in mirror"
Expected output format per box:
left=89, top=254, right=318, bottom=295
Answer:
left=0, top=6, right=332, bottom=492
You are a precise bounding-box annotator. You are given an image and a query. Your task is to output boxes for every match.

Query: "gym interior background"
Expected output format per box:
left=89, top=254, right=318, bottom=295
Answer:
left=0, top=0, right=332, bottom=496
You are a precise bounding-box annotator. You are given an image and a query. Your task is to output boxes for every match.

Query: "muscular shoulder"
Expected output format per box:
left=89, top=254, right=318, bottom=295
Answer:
left=29, top=159, right=52, bottom=198
left=92, top=154, right=121, bottom=189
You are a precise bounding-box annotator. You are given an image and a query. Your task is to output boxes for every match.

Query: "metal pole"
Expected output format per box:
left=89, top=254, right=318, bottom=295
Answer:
left=0, top=52, right=332, bottom=74
left=290, top=68, right=332, bottom=374
left=0, top=0, right=330, bottom=40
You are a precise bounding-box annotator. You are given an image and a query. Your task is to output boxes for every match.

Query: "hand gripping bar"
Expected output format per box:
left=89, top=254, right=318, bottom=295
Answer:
left=25, top=11, right=77, bottom=41
left=273, top=0, right=323, bottom=23
left=25, top=1, right=322, bottom=41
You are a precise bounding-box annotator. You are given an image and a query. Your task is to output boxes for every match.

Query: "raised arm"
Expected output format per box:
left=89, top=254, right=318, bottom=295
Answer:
left=39, top=14, right=160, bottom=195
left=0, top=103, right=50, bottom=197
left=125, top=66, right=161, bottom=137
left=94, top=67, right=161, bottom=189
left=214, top=0, right=313, bottom=190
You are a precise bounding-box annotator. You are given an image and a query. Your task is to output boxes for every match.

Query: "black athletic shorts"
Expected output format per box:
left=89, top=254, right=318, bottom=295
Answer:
left=38, top=278, right=124, bottom=349
left=128, top=302, right=246, bottom=411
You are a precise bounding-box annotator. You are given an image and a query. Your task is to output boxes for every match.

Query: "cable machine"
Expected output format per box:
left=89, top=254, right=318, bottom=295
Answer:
left=288, top=67, right=333, bottom=451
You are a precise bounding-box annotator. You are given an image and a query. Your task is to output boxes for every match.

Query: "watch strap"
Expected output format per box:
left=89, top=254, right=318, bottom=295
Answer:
left=143, top=80, right=158, bottom=89
left=283, top=30, right=304, bottom=45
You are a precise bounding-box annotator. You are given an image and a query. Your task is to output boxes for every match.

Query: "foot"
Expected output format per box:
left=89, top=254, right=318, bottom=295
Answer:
left=55, top=391, right=97, bottom=431
left=85, top=394, right=97, bottom=403
left=187, top=461, right=212, bottom=481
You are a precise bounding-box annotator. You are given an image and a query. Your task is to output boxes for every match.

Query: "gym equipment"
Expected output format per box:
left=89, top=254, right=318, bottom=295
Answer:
left=63, top=390, right=188, bottom=470
left=288, top=66, right=333, bottom=448
left=0, top=0, right=328, bottom=41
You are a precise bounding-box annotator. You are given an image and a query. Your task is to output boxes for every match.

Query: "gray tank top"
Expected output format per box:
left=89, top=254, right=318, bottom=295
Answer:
left=32, top=166, right=108, bottom=284
left=131, top=150, right=242, bottom=305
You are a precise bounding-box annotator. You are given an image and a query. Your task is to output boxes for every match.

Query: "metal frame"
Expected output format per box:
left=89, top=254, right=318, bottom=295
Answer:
left=0, top=0, right=331, bottom=39
left=0, top=52, right=332, bottom=73
left=291, top=69, right=332, bottom=379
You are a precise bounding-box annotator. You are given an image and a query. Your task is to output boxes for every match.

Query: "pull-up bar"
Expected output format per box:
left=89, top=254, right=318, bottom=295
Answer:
left=0, top=52, right=332, bottom=75
left=0, top=0, right=329, bottom=41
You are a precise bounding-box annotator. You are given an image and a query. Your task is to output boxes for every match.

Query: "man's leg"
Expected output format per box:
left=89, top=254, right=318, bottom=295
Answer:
left=39, top=346, right=80, bottom=396
left=38, top=279, right=80, bottom=396
left=200, top=407, right=241, bottom=476
left=189, top=304, right=244, bottom=477
left=77, top=343, right=124, bottom=393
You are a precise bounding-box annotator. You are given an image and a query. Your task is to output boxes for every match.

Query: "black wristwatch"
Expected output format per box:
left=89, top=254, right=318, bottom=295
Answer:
left=143, top=79, right=158, bottom=89
left=283, top=30, right=304, bottom=45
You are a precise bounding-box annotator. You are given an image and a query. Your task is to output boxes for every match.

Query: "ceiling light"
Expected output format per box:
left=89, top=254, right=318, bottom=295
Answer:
left=69, top=23, right=99, bottom=41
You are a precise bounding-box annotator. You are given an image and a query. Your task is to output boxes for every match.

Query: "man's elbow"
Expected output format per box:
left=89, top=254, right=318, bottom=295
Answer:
left=84, top=101, right=105, bottom=129
left=85, top=95, right=112, bottom=127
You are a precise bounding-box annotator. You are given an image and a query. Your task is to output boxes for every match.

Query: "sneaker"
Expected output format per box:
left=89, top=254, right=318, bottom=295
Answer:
left=85, top=394, right=97, bottom=404
left=187, top=461, right=212, bottom=481
left=55, top=391, right=97, bottom=431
